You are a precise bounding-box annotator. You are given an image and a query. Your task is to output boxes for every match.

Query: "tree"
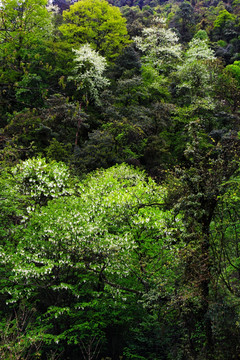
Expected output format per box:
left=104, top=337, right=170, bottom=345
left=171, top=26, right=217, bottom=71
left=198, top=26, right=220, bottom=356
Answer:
left=0, top=0, right=52, bottom=113
left=0, top=0, right=52, bottom=73
left=67, top=43, right=110, bottom=149
left=166, top=120, right=240, bottom=359
left=59, top=0, right=130, bottom=60
left=174, top=34, right=217, bottom=108
left=225, top=60, right=240, bottom=87
left=215, top=69, right=240, bottom=113
left=213, top=167, right=240, bottom=267
left=11, top=157, right=78, bottom=206
left=0, top=162, right=182, bottom=359
left=68, top=44, right=110, bottom=106
left=121, top=5, right=154, bottom=38
left=0, top=0, right=51, bottom=57
left=212, top=9, right=238, bottom=42
left=169, top=2, right=196, bottom=43
left=134, top=18, right=182, bottom=75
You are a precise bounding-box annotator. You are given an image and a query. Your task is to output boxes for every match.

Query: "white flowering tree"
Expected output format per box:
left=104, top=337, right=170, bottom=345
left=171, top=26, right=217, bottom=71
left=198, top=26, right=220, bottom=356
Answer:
left=11, top=157, right=78, bottom=207
left=133, top=19, right=182, bottom=99
left=175, top=33, right=217, bottom=108
left=68, top=43, right=110, bottom=106
left=134, top=19, right=182, bottom=74
left=0, top=158, right=80, bottom=358
left=0, top=163, right=183, bottom=358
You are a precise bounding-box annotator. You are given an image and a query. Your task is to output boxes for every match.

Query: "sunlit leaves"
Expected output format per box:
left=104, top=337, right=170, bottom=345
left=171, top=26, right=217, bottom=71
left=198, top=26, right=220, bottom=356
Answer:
left=225, top=61, right=240, bottom=87
left=59, top=0, right=130, bottom=60
left=212, top=173, right=240, bottom=298
left=0, top=0, right=52, bottom=71
left=0, top=163, right=182, bottom=352
left=0, top=0, right=52, bottom=46
left=5, top=163, right=183, bottom=313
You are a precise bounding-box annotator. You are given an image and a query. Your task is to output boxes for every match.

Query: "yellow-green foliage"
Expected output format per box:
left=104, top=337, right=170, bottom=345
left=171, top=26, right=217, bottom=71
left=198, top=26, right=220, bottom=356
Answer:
left=59, top=0, right=130, bottom=60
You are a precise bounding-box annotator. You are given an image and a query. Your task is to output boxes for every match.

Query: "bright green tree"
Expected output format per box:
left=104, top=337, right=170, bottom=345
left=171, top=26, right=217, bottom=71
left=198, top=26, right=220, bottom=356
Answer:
left=59, top=0, right=130, bottom=60
left=0, top=0, right=52, bottom=78
left=0, top=162, right=182, bottom=359
left=0, top=0, right=52, bottom=112
left=225, top=60, right=240, bottom=87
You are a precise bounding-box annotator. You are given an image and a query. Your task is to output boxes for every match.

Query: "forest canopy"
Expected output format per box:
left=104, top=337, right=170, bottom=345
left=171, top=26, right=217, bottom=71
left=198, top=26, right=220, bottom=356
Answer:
left=0, top=0, right=240, bottom=359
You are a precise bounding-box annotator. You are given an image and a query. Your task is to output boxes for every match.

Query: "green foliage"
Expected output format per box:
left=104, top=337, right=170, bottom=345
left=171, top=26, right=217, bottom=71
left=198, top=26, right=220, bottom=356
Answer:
left=0, top=0, right=52, bottom=77
left=0, top=168, right=24, bottom=244
left=0, top=0, right=53, bottom=112
left=0, top=305, right=45, bottom=360
left=2, top=109, right=44, bottom=158
left=1, top=0, right=240, bottom=358
left=59, top=0, right=130, bottom=60
left=46, top=138, right=72, bottom=163
left=41, top=94, right=85, bottom=148
left=0, top=0, right=52, bottom=53
left=169, top=1, right=197, bottom=43
left=225, top=60, right=240, bottom=87
left=174, top=37, right=217, bottom=108
left=165, top=119, right=240, bottom=359
left=212, top=9, right=238, bottom=43
left=0, top=163, right=183, bottom=358
left=74, top=129, right=117, bottom=172
left=214, top=68, right=240, bottom=113
left=213, top=9, right=236, bottom=29
left=15, top=73, right=46, bottom=107
left=213, top=173, right=240, bottom=298
left=141, top=64, right=171, bottom=100
left=193, top=30, right=209, bottom=41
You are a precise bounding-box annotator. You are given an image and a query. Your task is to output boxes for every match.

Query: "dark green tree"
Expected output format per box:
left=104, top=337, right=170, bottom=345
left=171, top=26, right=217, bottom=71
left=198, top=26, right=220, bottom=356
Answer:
left=166, top=120, right=240, bottom=359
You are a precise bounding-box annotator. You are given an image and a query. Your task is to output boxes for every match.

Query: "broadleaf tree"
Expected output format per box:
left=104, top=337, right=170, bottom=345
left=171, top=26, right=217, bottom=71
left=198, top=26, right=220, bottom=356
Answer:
left=0, top=0, right=52, bottom=112
left=134, top=18, right=182, bottom=75
left=0, top=162, right=183, bottom=359
left=59, top=0, right=130, bottom=60
left=68, top=43, right=110, bottom=106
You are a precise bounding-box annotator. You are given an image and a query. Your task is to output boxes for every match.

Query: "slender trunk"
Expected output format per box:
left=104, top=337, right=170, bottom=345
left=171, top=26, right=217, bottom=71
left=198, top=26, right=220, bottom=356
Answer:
left=200, top=236, right=213, bottom=359
left=75, top=103, right=82, bottom=146
left=200, top=203, right=216, bottom=359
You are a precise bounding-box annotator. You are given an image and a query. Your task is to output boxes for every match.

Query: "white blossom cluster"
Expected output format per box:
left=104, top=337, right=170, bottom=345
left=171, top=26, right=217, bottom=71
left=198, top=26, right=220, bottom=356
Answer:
left=184, top=38, right=216, bottom=63
left=12, top=157, right=76, bottom=205
left=134, top=26, right=182, bottom=69
left=69, top=43, right=110, bottom=105
left=176, top=37, right=217, bottom=106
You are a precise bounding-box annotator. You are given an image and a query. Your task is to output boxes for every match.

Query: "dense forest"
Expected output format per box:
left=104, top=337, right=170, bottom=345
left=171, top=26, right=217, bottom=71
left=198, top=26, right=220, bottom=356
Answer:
left=0, top=0, right=240, bottom=359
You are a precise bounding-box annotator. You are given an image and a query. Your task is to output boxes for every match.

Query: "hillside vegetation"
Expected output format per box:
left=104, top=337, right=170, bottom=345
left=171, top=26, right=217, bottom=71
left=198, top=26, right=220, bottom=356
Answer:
left=1, top=0, right=240, bottom=359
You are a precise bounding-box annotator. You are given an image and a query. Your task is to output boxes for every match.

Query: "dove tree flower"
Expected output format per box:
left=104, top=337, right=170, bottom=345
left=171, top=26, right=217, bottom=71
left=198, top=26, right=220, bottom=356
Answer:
left=68, top=43, right=110, bottom=106
left=134, top=19, right=182, bottom=74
